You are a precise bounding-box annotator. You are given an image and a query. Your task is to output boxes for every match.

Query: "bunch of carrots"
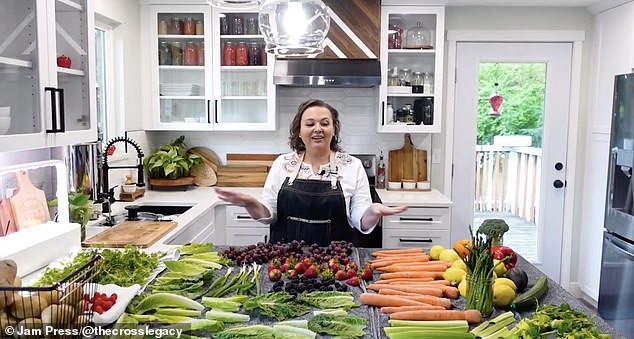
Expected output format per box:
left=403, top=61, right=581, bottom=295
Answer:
left=359, top=248, right=482, bottom=325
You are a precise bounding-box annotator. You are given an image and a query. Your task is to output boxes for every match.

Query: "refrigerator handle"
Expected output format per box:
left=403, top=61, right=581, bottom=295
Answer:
left=606, top=234, right=634, bottom=261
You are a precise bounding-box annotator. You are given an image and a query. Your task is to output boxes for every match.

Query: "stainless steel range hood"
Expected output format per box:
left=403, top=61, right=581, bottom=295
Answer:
left=274, top=59, right=381, bottom=87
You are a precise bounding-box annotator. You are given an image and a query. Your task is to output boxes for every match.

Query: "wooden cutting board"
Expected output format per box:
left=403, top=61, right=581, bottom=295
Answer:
left=10, top=171, right=50, bottom=229
left=216, top=165, right=269, bottom=187
left=226, top=154, right=279, bottom=167
left=188, top=147, right=221, bottom=171
left=82, top=221, right=178, bottom=248
left=388, top=134, right=428, bottom=183
left=0, top=199, right=18, bottom=236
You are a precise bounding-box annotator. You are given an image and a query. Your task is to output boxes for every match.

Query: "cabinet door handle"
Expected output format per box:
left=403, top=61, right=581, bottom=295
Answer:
left=236, top=215, right=253, bottom=220
left=399, top=217, right=434, bottom=222
left=214, top=100, right=219, bottom=123
left=45, top=87, right=58, bottom=133
left=399, top=238, right=433, bottom=243
left=381, top=101, right=385, bottom=126
left=264, top=235, right=268, bottom=243
left=207, top=100, right=211, bottom=123
left=57, top=88, right=65, bottom=132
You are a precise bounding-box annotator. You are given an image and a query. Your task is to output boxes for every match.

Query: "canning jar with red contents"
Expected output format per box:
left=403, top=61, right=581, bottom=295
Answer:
left=183, top=17, right=196, bottom=35
left=236, top=42, right=249, bottom=66
left=183, top=41, right=197, bottom=66
left=222, top=41, right=236, bottom=66
left=197, top=42, right=205, bottom=66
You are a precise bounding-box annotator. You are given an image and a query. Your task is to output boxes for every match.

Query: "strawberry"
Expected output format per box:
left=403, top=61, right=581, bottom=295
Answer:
left=302, top=258, right=313, bottom=267
left=347, top=269, right=357, bottom=279
left=303, top=267, right=318, bottom=279
left=328, top=258, right=339, bottom=267
left=346, top=262, right=359, bottom=272
left=345, top=276, right=360, bottom=286
left=287, top=269, right=299, bottom=279
left=271, top=258, right=281, bottom=268
left=280, top=263, right=290, bottom=273
left=294, top=262, right=307, bottom=274
left=335, top=270, right=348, bottom=281
left=329, top=263, right=341, bottom=272
left=361, top=268, right=373, bottom=281
left=269, top=268, right=282, bottom=282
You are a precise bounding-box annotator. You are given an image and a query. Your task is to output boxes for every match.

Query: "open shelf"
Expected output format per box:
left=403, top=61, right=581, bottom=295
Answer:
left=159, top=65, right=205, bottom=71
left=56, top=0, right=82, bottom=11
left=0, top=56, right=32, bottom=69
left=57, top=67, right=84, bottom=76
left=221, top=66, right=267, bottom=71
left=159, top=96, right=205, bottom=100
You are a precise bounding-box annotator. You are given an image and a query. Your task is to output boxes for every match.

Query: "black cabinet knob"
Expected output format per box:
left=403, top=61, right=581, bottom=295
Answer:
left=555, top=162, right=563, bottom=171
left=553, top=180, right=565, bottom=188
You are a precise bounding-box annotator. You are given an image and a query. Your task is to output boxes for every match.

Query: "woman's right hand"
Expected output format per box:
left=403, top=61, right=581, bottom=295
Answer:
left=215, top=187, right=258, bottom=207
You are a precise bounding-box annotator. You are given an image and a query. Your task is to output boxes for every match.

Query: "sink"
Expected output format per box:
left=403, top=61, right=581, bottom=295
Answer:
left=99, top=203, right=194, bottom=226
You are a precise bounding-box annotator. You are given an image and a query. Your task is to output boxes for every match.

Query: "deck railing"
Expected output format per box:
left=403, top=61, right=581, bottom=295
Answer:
left=475, top=145, right=542, bottom=223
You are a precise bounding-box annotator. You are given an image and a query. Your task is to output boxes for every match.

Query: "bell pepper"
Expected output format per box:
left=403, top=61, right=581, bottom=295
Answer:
left=490, top=246, right=517, bottom=270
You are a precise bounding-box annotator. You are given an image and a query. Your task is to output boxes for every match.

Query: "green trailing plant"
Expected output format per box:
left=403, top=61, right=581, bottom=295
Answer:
left=48, top=190, right=93, bottom=241
left=143, top=136, right=202, bottom=179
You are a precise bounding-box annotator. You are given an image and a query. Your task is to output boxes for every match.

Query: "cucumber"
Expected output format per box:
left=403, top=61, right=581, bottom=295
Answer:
left=509, top=276, right=548, bottom=312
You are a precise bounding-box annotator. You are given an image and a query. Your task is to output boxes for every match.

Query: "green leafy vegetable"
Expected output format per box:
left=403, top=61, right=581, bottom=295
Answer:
left=201, top=296, right=247, bottom=312
left=243, top=292, right=310, bottom=320
left=134, top=292, right=204, bottom=314
left=307, top=313, right=366, bottom=338
left=508, top=304, right=611, bottom=338
left=215, top=325, right=276, bottom=339
left=155, top=308, right=202, bottom=317
left=205, top=309, right=250, bottom=323
left=301, top=291, right=358, bottom=310
left=177, top=243, right=213, bottom=255
left=272, top=324, right=317, bottom=338
left=163, top=260, right=212, bottom=276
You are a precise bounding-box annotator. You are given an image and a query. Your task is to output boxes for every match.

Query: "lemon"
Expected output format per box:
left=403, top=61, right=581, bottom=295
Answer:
left=493, top=259, right=508, bottom=277
left=442, top=267, right=467, bottom=286
left=429, top=245, right=445, bottom=260
left=495, top=277, right=517, bottom=292
left=458, top=279, right=467, bottom=297
left=452, top=259, right=467, bottom=272
left=439, top=249, right=460, bottom=262
left=493, top=284, right=516, bottom=308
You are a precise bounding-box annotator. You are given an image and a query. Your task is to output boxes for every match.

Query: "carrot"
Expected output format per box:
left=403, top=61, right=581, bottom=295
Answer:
left=379, top=271, right=438, bottom=280
left=393, top=295, right=452, bottom=309
left=378, top=278, right=436, bottom=284
left=377, top=264, right=449, bottom=273
left=359, top=293, right=428, bottom=308
left=370, top=254, right=431, bottom=262
left=378, top=282, right=459, bottom=299
left=370, top=258, right=431, bottom=268
left=390, top=309, right=482, bottom=324
left=380, top=305, right=446, bottom=314
left=378, top=287, right=443, bottom=298
left=372, top=248, right=425, bottom=257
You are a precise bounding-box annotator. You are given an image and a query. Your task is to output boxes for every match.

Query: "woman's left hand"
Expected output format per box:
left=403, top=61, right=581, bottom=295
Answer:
left=361, top=203, right=408, bottom=231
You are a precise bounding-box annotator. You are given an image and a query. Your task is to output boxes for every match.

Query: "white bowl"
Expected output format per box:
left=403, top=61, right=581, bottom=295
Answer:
left=388, top=181, right=401, bottom=190
left=402, top=181, right=416, bottom=189
left=0, top=116, right=10, bottom=135
left=417, top=181, right=430, bottom=190
left=0, top=106, right=10, bottom=117
left=121, top=184, right=137, bottom=193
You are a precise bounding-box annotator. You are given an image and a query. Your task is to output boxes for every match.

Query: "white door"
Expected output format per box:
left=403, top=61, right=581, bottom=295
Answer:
left=452, top=42, right=572, bottom=282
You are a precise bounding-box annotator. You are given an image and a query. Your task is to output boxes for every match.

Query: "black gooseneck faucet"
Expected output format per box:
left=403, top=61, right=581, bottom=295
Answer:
left=100, top=137, right=145, bottom=213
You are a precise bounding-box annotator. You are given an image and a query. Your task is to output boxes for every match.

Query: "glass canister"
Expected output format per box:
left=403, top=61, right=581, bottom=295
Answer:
left=158, top=20, right=168, bottom=35
left=169, top=17, right=183, bottom=35
left=183, top=41, right=197, bottom=66
left=236, top=42, right=249, bottom=66
left=220, top=16, right=229, bottom=35
left=159, top=41, right=171, bottom=65
left=231, top=15, right=244, bottom=35
left=222, top=41, right=236, bottom=66
left=246, top=17, right=259, bottom=35
left=260, top=43, right=267, bottom=65
left=399, top=68, right=411, bottom=86
left=248, top=42, right=261, bottom=65
left=405, top=103, right=414, bottom=124
left=412, top=71, right=424, bottom=93
left=196, top=20, right=204, bottom=35
left=406, top=22, right=432, bottom=49
left=423, top=72, right=434, bottom=95
left=183, top=17, right=196, bottom=35
left=388, top=23, right=403, bottom=49
left=197, top=42, right=205, bottom=66
left=171, top=41, right=183, bottom=65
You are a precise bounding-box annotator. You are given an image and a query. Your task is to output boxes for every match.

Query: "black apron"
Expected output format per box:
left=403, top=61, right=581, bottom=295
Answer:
left=269, top=153, right=353, bottom=246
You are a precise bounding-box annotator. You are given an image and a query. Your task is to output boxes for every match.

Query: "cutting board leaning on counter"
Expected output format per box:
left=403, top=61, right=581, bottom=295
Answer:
left=216, top=99, right=408, bottom=246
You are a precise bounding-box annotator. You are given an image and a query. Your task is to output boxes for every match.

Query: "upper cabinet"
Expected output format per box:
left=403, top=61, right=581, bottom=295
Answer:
left=318, top=0, right=380, bottom=59
left=142, top=4, right=275, bottom=131
left=378, top=6, right=444, bottom=133
left=0, top=0, right=97, bottom=151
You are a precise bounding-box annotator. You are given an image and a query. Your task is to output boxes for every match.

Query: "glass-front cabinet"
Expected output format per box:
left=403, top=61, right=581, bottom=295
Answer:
left=379, top=6, right=444, bottom=133
left=0, top=0, right=96, bottom=151
left=144, top=5, right=275, bottom=131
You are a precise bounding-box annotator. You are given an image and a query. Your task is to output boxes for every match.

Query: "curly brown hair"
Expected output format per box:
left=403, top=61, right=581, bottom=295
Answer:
left=289, top=99, right=342, bottom=152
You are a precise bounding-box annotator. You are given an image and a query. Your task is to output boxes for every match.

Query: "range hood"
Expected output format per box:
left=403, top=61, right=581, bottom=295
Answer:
left=274, top=59, right=381, bottom=87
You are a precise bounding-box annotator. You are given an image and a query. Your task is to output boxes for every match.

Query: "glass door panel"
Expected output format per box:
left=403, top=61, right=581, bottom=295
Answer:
left=0, top=0, right=42, bottom=136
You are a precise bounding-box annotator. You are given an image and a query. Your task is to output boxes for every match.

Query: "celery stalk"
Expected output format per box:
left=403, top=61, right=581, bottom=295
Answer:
left=385, top=326, right=469, bottom=335
left=389, top=320, right=469, bottom=329
left=386, top=329, right=475, bottom=339
left=481, top=326, right=511, bottom=339
left=470, top=311, right=515, bottom=337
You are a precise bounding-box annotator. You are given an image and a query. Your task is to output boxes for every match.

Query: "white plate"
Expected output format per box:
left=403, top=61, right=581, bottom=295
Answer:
left=92, top=283, right=141, bottom=325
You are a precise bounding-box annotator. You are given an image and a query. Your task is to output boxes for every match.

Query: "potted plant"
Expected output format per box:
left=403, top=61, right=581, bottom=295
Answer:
left=144, top=136, right=202, bottom=179
left=48, top=190, right=93, bottom=241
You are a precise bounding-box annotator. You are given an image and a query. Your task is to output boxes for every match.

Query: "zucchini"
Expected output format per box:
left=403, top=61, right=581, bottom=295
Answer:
left=510, top=276, right=548, bottom=312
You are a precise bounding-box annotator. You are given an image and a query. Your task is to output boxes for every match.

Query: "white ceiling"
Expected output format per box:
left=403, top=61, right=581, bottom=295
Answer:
left=381, top=0, right=628, bottom=13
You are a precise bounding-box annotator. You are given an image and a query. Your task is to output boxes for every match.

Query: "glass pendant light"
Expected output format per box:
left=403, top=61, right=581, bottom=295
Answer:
left=258, top=0, right=330, bottom=56
left=208, top=0, right=261, bottom=9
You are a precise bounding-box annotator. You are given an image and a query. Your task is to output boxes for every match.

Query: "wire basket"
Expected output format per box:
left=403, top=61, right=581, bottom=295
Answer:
left=1, top=254, right=103, bottom=338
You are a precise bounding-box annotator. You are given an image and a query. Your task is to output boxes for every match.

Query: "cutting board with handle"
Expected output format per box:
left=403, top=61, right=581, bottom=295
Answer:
left=226, top=154, right=279, bottom=167
left=10, top=171, right=50, bottom=229
left=82, top=221, right=178, bottom=248
left=388, top=134, right=428, bottom=183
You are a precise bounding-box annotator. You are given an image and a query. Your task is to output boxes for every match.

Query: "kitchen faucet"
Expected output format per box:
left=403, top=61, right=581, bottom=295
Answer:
left=99, top=137, right=145, bottom=213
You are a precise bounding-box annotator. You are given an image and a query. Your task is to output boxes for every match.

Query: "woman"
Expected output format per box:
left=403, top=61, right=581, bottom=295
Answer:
left=216, top=99, right=407, bottom=246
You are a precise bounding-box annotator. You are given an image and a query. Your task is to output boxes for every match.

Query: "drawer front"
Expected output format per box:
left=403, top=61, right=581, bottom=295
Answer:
left=226, top=227, right=269, bottom=246
left=225, top=205, right=266, bottom=227
left=383, top=207, right=450, bottom=230
left=382, top=228, right=450, bottom=250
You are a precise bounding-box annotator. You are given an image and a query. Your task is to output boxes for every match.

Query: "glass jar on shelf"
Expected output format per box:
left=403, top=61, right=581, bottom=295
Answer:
left=158, top=20, right=168, bottom=35
left=388, top=23, right=403, bottom=49
left=183, top=41, right=197, bottom=66
left=246, top=17, right=259, bottom=35
left=171, top=41, right=183, bottom=65
left=260, top=43, right=267, bottom=65
left=169, top=17, right=183, bottom=35
left=399, top=68, right=411, bottom=86
left=236, top=41, right=249, bottom=66
left=183, top=17, right=196, bottom=35
left=423, top=72, right=434, bottom=95
left=220, top=16, right=229, bottom=35
left=159, top=41, right=172, bottom=65
left=231, top=15, right=244, bottom=35
left=222, top=41, right=236, bottom=66
left=248, top=42, right=261, bottom=65
left=196, top=20, right=204, bottom=35
left=197, top=42, right=205, bottom=66
left=406, top=22, right=432, bottom=49
left=412, top=71, right=424, bottom=93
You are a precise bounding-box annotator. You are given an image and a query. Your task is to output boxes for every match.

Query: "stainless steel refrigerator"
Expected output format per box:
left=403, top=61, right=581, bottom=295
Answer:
left=598, top=72, right=634, bottom=338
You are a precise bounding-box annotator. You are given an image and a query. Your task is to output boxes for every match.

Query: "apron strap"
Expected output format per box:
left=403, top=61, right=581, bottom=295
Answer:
left=288, top=152, right=305, bottom=186
left=288, top=151, right=339, bottom=189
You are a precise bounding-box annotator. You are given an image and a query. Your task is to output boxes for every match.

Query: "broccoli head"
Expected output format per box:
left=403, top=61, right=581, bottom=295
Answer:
left=478, top=218, right=509, bottom=246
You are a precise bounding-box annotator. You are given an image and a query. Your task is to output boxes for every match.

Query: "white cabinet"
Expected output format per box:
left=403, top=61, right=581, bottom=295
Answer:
left=142, top=5, right=275, bottom=131
left=0, top=0, right=96, bottom=151
left=378, top=6, right=444, bottom=133
left=166, top=207, right=215, bottom=245
left=382, top=206, right=450, bottom=251
left=215, top=205, right=269, bottom=246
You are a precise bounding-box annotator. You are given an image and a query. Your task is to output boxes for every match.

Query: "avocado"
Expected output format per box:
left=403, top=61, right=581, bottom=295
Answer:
left=505, top=268, right=529, bottom=292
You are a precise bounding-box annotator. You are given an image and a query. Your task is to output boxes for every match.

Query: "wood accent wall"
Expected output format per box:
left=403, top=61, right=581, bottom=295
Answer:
left=319, top=0, right=380, bottom=59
